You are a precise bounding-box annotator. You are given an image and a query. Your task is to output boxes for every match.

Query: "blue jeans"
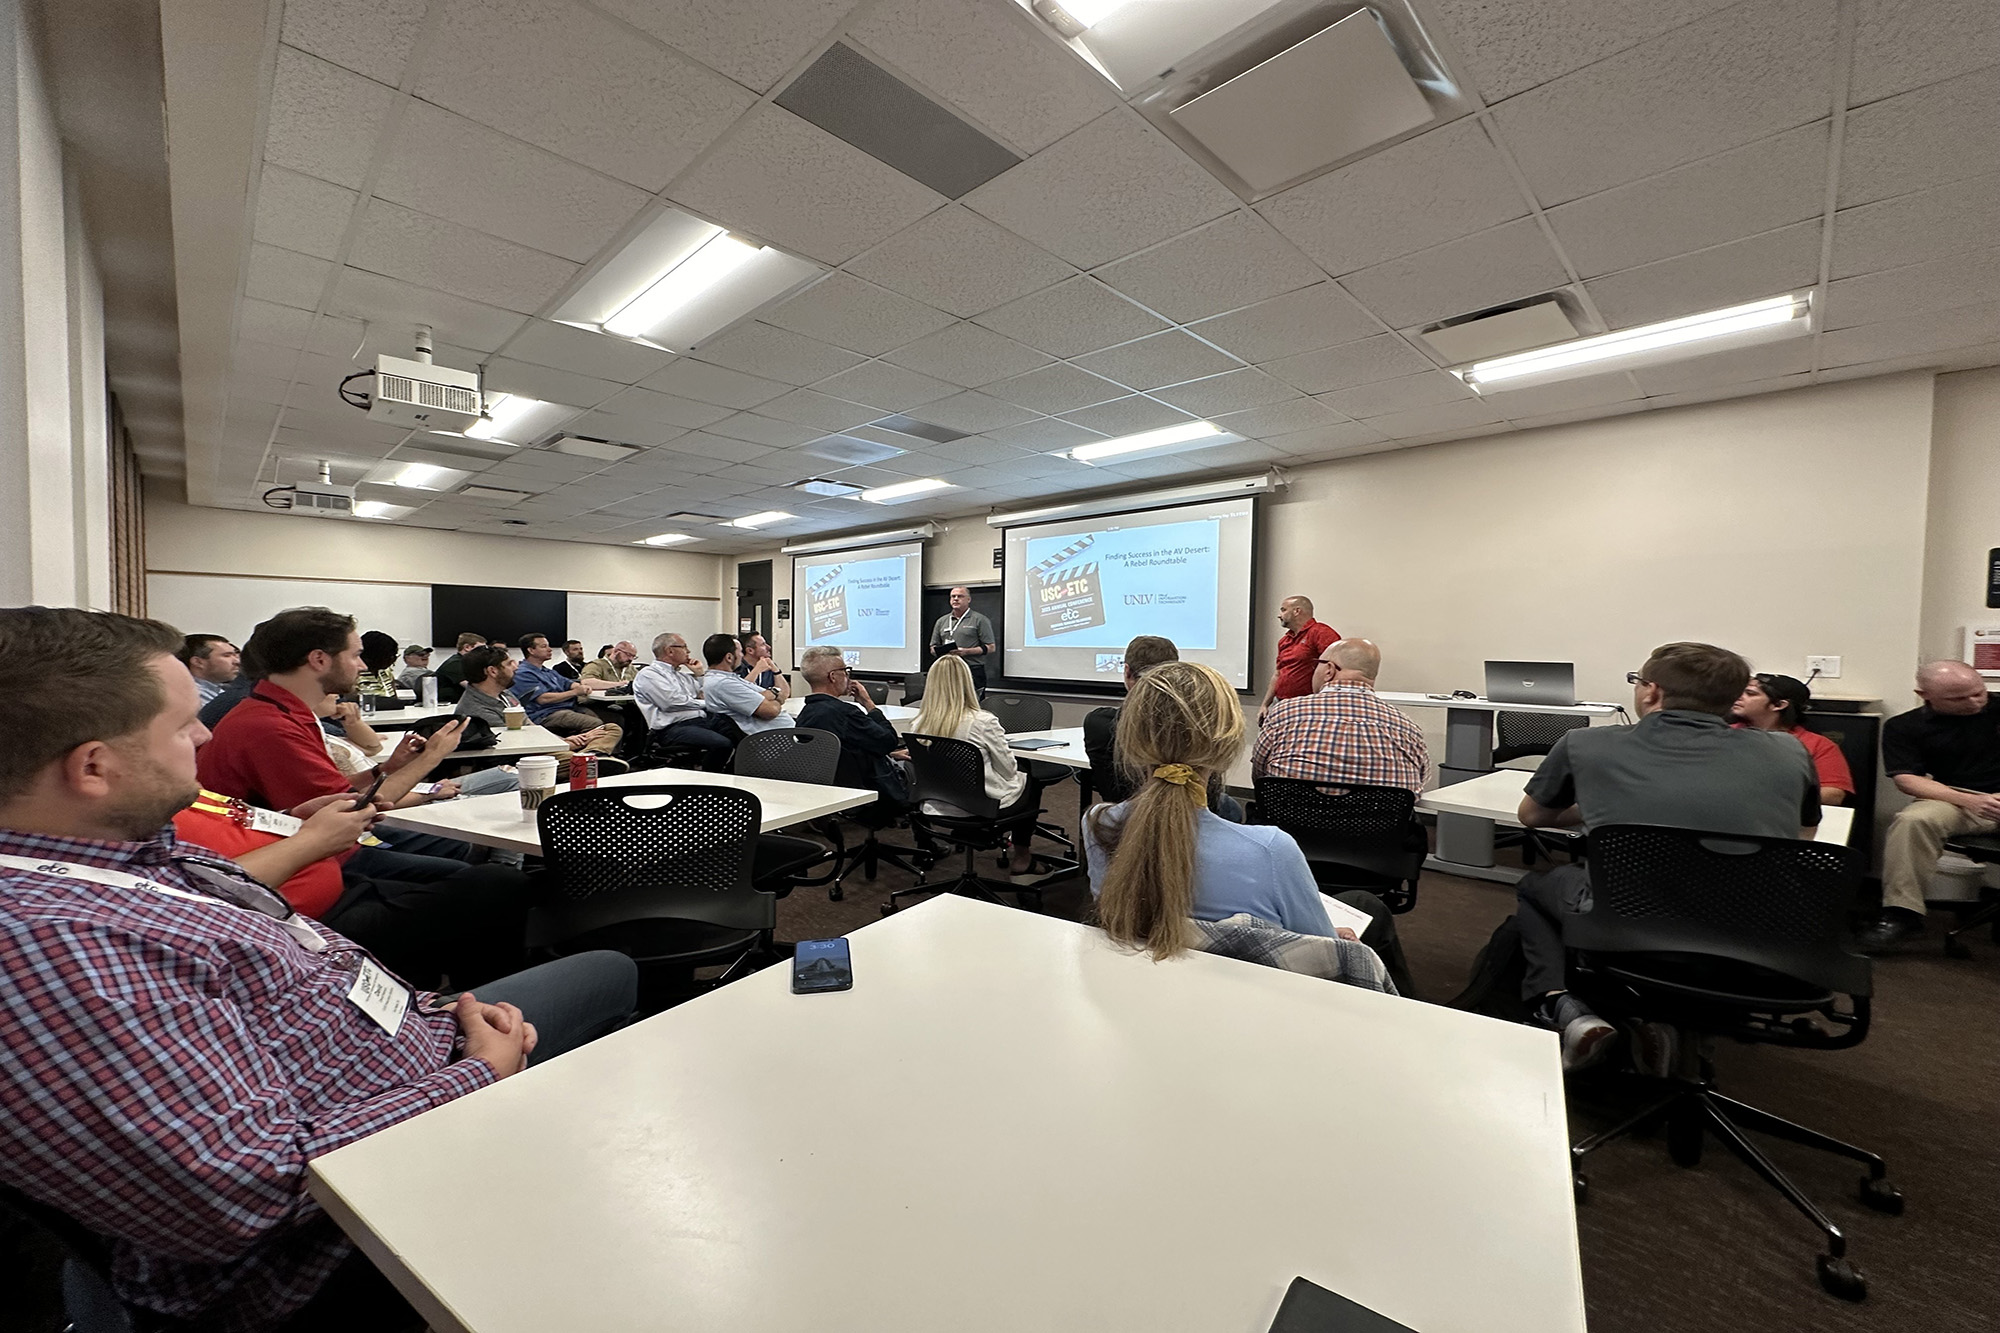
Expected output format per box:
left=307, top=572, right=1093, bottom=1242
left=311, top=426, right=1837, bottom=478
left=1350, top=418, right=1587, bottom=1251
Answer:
left=474, top=951, right=639, bottom=1066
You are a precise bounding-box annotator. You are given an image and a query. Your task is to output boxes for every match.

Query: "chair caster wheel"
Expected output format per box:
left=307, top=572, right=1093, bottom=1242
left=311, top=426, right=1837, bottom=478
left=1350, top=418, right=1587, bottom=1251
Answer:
left=1816, top=1254, right=1866, bottom=1301
left=1944, top=936, right=1972, bottom=959
left=1859, top=1177, right=1904, bottom=1215
left=879, top=903, right=896, bottom=917
left=1572, top=1175, right=1588, bottom=1205
left=828, top=885, right=844, bottom=902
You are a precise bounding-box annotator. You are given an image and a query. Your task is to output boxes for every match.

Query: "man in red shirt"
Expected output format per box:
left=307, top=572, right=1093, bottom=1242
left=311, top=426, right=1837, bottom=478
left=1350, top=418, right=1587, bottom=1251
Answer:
left=1260, top=595, right=1340, bottom=722
left=199, top=606, right=532, bottom=985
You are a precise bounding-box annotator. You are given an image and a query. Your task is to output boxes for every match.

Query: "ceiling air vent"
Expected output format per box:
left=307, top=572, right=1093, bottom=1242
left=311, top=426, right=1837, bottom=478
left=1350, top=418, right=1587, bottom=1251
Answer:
left=1419, top=298, right=1585, bottom=365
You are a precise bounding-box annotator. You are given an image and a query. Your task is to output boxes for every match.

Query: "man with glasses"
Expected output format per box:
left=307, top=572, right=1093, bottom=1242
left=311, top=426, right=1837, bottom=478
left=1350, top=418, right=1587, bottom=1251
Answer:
left=633, top=631, right=735, bottom=770
left=1252, top=637, right=1426, bottom=796
left=797, top=645, right=909, bottom=804
left=0, top=606, right=636, bottom=1332
left=1511, top=642, right=1820, bottom=1070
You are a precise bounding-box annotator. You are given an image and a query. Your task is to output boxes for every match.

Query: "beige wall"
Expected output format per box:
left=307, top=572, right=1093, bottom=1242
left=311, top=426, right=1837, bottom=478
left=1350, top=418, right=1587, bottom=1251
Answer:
left=1920, top=367, right=2000, bottom=670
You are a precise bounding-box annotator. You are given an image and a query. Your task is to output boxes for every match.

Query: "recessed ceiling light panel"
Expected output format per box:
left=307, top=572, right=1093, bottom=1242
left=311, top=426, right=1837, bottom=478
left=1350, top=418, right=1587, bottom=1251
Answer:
left=364, top=460, right=473, bottom=491
left=794, top=477, right=865, bottom=497
left=722, top=511, right=794, bottom=529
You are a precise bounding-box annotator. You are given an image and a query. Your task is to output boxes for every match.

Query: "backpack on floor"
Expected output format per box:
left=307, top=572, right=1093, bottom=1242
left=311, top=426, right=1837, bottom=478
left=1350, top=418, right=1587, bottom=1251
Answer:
left=1447, top=915, right=1532, bottom=1024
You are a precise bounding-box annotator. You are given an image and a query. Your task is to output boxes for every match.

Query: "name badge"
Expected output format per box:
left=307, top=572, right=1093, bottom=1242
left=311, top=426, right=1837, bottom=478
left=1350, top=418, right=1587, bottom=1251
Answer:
left=347, top=959, right=409, bottom=1035
left=245, top=807, right=303, bottom=837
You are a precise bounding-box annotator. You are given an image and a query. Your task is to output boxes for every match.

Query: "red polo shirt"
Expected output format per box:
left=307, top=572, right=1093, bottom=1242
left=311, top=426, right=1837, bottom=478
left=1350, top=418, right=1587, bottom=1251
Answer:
left=1732, top=722, right=1855, bottom=795
left=171, top=806, right=347, bottom=918
left=1272, top=619, right=1340, bottom=700
left=197, top=681, right=357, bottom=860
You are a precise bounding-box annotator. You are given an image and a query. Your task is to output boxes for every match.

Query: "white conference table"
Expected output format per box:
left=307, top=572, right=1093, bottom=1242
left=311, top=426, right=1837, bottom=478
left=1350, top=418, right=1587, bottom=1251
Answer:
left=782, top=695, right=919, bottom=726
left=376, top=766, right=878, bottom=857
left=307, top=895, right=1586, bottom=1333
left=1418, top=767, right=1855, bottom=849
left=1005, top=726, right=1257, bottom=792
left=358, top=703, right=457, bottom=728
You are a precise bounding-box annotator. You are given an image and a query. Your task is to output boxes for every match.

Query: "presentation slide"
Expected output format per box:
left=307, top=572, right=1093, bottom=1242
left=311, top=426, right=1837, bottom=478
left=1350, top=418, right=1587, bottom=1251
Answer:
left=1002, top=496, right=1258, bottom=690
left=787, top=539, right=925, bottom=674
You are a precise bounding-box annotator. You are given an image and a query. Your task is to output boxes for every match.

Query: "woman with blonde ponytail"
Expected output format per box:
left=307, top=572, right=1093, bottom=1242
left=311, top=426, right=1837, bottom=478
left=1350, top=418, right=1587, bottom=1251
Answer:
left=1087, top=661, right=1376, bottom=961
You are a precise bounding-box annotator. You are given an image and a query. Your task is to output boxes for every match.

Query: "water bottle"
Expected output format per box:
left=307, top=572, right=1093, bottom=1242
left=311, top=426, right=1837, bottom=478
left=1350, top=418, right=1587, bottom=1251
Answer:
left=421, top=675, right=439, bottom=708
left=359, top=692, right=375, bottom=718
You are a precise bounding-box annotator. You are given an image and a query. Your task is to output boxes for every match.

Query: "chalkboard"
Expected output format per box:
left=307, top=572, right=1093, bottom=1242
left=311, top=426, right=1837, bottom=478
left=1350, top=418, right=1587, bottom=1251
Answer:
left=916, top=583, right=1009, bottom=692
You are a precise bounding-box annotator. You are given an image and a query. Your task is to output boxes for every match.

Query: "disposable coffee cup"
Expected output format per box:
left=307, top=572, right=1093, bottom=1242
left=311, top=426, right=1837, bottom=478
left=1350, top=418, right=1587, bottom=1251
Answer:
left=502, top=705, right=527, bottom=730
left=517, top=755, right=558, bottom=818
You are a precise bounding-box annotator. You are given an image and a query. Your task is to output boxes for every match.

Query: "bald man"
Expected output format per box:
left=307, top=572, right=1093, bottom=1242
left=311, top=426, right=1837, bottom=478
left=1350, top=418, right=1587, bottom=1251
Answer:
left=929, top=586, right=996, bottom=696
left=1862, top=660, right=2000, bottom=951
left=1253, top=637, right=1426, bottom=795
left=1261, top=594, right=1340, bottom=720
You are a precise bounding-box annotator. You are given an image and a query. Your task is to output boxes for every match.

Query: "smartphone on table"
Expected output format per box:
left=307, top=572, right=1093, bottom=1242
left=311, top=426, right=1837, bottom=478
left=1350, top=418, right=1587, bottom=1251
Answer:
left=791, top=938, right=853, bottom=993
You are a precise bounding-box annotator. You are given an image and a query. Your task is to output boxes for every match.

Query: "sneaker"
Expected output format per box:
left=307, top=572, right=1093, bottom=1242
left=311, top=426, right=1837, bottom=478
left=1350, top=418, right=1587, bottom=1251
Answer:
left=1561, top=1014, right=1620, bottom=1071
left=1856, top=909, right=1925, bottom=954
left=1628, top=1020, right=1678, bottom=1079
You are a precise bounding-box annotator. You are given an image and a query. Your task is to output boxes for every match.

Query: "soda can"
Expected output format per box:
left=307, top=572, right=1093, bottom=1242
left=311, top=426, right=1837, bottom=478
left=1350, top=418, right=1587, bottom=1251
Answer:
left=569, top=753, right=598, bottom=789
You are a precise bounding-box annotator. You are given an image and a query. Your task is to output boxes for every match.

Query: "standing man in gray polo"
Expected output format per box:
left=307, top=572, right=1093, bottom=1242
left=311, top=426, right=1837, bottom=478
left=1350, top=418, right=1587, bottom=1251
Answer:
left=929, top=586, right=997, bottom=697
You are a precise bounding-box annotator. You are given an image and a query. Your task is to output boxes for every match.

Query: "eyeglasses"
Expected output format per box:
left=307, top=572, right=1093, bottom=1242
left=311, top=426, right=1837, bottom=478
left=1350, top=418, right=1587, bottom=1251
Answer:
left=1625, top=671, right=1650, bottom=685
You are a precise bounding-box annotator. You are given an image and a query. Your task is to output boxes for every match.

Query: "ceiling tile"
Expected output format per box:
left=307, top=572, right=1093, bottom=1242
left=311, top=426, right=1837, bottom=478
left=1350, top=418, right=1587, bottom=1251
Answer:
left=246, top=243, right=332, bottom=311
left=1367, top=396, right=1507, bottom=439
left=1150, top=368, right=1300, bottom=416
left=371, top=102, right=650, bottom=263
left=1841, top=64, right=2000, bottom=211
left=1491, top=0, right=1837, bottom=205
left=502, top=320, right=673, bottom=384
left=1630, top=336, right=1816, bottom=395
left=983, top=362, right=1126, bottom=414
left=1211, top=396, right=1349, bottom=440
left=844, top=204, right=1075, bottom=318
left=1584, top=221, right=1821, bottom=327
left=651, top=429, right=782, bottom=464
left=845, top=0, right=1117, bottom=154
left=262, top=46, right=397, bottom=190
left=1430, top=0, right=1738, bottom=103
left=1264, top=419, right=1390, bottom=459
left=971, top=276, right=1169, bottom=358
left=597, top=386, right=735, bottom=429
left=702, top=411, right=824, bottom=447
left=882, top=321, right=1050, bottom=387
left=1816, top=300, right=2000, bottom=369
left=961, top=110, right=1239, bottom=268
left=347, top=198, right=578, bottom=313
left=237, top=299, right=315, bottom=349
left=1256, top=118, right=1527, bottom=276
left=326, top=267, right=530, bottom=351
left=1823, top=245, right=2000, bottom=331
left=1337, top=218, right=1571, bottom=328
left=1058, top=396, right=1195, bottom=437
left=638, top=358, right=790, bottom=409
left=482, top=358, right=622, bottom=407
left=1546, top=122, right=1828, bottom=277
left=908, top=390, right=1038, bottom=434
left=691, top=321, right=863, bottom=385
left=1093, top=212, right=1323, bottom=325
left=1475, top=370, right=1643, bottom=421
left=983, top=417, right=1107, bottom=452
left=667, top=104, right=945, bottom=265
left=591, top=0, right=859, bottom=92
left=756, top=388, right=881, bottom=431
left=1849, top=0, right=2000, bottom=105
left=810, top=360, right=959, bottom=411
left=1317, top=371, right=1475, bottom=420
left=417, top=0, right=756, bottom=189
left=1185, top=283, right=1382, bottom=364
left=1830, top=171, right=2000, bottom=278
left=763, top=272, right=957, bottom=355
left=1071, top=329, right=1241, bottom=391
left=281, top=0, right=427, bottom=86
left=253, top=165, right=358, bottom=261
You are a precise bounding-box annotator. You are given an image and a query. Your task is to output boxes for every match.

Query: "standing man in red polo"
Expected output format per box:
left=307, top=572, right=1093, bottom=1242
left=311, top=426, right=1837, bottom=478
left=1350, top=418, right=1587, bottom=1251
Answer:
left=1259, top=595, right=1340, bottom=723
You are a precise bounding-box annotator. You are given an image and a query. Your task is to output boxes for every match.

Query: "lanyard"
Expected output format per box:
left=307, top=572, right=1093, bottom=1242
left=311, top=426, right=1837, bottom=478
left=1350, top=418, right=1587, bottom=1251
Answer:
left=945, top=609, right=971, bottom=636
left=0, top=853, right=329, bottom=952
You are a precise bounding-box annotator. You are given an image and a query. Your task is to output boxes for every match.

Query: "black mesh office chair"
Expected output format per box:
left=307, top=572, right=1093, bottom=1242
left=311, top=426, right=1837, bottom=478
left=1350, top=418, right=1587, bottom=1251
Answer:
left=532, top=786, right=776, bottom=991
left=1939, top=831, right=2000, bottom=957
left=901, top=672, right=926, bottom=705
left=1252, top=777, right=1427, bottom=913
left=731, top=728, right=849, bottom=899
left=1564, top=825, right=1898, bottom=1301
left=0, top=1185, right=134, bottom=1333
left=1493, top=710, right=1591, bottom=764
left=888, top=733, right=1045, bottom=913
left=981, top=692, right=1075, bottom=856
left=861, top=679, right=889, bottom=704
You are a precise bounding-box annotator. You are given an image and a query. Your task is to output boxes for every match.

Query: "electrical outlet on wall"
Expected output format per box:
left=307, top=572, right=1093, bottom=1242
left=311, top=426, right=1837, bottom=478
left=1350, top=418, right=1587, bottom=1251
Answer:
left=1806, top=655, right=1842, bottom=679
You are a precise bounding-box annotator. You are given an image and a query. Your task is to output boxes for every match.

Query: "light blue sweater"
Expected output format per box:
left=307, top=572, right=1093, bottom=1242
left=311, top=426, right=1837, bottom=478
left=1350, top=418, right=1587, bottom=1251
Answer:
left=1084, top=803, right=1336, bottom=938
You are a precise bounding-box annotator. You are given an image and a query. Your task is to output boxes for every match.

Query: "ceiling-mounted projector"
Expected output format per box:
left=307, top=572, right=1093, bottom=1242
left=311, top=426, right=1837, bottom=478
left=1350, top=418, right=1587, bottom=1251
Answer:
left=368, top=353, right=483, bottom=432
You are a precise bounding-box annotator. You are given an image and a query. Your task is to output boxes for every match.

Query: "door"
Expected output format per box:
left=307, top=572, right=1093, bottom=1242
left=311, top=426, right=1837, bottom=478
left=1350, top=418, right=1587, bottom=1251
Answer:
left=735, top=560, right=773, bottom=645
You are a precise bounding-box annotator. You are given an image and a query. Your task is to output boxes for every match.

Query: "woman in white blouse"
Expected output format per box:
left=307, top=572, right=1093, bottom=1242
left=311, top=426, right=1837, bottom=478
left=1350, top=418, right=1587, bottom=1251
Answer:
left=911, top=653, right=1040, bottom=874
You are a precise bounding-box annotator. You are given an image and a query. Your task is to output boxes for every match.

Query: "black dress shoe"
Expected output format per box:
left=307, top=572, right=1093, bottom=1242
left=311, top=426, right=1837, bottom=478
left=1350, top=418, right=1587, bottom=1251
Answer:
left=1856, top=911, right=1925, bottom=953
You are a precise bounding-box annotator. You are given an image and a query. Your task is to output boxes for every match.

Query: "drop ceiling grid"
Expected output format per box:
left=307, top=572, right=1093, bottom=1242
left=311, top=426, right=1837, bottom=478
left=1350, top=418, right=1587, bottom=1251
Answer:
left=204, top=0, right=2000, bottom=545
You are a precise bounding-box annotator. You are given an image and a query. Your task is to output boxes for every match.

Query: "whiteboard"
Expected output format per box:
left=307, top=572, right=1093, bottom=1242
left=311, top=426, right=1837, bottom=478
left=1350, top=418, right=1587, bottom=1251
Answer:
left=569, top=592, right=721, bottom=661
left=148, top=574, right=433, bottom=651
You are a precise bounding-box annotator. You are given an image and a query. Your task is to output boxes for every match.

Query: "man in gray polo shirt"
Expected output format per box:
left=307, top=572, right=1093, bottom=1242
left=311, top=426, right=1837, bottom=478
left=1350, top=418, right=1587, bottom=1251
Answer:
left=928, top=586, right=996, bottom=696
left=1513, top=641, right=1819, bottom=1070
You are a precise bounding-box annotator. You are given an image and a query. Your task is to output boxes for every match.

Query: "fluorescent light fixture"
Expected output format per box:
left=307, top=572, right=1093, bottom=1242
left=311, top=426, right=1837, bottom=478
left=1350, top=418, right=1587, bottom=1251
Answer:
left=364, top=461, right=472, bottom=491
left=1054, top=0, right=1133, bottom=26
left=722, top=511, right=793, bottom=529
left=780, top=522, right=940, bottom=556
left=1066, top=420, right=1228, bottom=464
left=985, top=472, right=1284, bottom=526
left=463, top=394, right=582, bottom=446
left=351, top=500, right=414, bottom=520
left=551, top=207, right=824, bottom=353
left=1457, top=293, right=1812, bottom=391
left=636, top=532, right=696, bottom=546
left=858, top=477, right=955, bottom=504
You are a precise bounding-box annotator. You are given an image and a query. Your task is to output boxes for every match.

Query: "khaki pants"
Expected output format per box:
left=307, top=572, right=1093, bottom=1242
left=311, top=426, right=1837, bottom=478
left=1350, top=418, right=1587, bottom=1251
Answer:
left=540, top=709, right=622, bottom=756
left=1880, top=799, right=2000, bottom=914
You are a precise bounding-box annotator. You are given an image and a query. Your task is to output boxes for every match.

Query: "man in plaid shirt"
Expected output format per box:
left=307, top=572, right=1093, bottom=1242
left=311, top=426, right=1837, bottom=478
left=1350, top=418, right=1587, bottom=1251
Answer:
left=0, top=608, right=636, bottom=1331
left=1252, top=638, right=1429, bottom=795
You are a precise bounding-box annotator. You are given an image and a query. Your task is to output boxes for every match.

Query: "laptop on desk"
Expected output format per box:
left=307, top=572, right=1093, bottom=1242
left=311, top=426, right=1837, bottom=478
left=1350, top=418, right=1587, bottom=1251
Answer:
left=1484, top=661, right=1577, bottom=706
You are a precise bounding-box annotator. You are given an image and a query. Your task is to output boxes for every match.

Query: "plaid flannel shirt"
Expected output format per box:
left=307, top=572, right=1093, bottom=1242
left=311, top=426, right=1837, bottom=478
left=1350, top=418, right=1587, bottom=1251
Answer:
left=1189, top=914, right=1397, bottom=994
left=0, top=825, right=489, bottom=1330
left=1253, top=682, right=1429, bottom=795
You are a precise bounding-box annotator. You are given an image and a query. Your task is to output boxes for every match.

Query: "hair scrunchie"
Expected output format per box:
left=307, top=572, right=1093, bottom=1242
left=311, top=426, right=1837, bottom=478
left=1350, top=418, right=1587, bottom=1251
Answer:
left=1152, top=763, right=1198, bottom=786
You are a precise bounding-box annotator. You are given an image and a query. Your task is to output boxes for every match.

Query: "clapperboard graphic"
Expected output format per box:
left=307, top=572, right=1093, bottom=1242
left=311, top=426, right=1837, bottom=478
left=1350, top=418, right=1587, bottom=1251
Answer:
left=1030, top=536, right=1106, bottom=638
left=808, top=566, right=849, bottom=638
